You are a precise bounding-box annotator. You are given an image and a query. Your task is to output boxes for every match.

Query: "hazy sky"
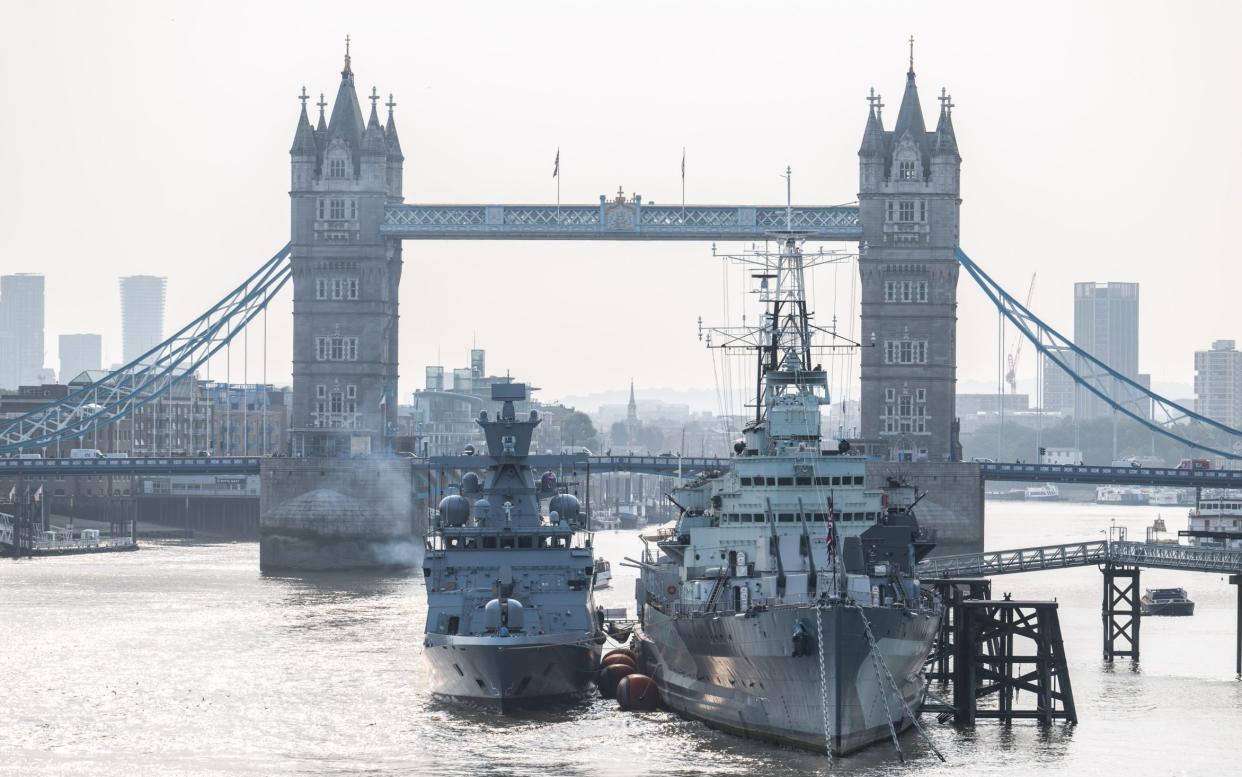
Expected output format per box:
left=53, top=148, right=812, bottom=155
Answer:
left=2, top=1, right=1237, bottom=412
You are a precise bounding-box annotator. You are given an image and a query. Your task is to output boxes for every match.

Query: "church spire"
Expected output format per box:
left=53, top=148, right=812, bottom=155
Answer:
left=627, top=380, right=637, bottom=421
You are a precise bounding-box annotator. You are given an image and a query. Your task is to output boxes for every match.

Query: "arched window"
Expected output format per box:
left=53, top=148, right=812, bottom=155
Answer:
left=328, top=157, right=347, bottom=178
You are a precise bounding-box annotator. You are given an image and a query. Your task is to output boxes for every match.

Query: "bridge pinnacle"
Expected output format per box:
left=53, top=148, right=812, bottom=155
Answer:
left=908, top=34, right=915, bottom=73
left=343, top=34, right=352, bottom=74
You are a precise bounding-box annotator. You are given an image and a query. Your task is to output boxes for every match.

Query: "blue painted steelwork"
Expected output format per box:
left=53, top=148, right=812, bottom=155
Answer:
left=957, top=247, right=1242, bottom=460
left=381, top=203, right=862, bottom=241
left=980, top=461, right=1242, bottom=488
left=0, top=245, right=292, bottom=453
left=919, top=539, right=1242, bottom=578
left=418, top=454, right=730, bottom=476
left=0, top=456, right=261, bottom=476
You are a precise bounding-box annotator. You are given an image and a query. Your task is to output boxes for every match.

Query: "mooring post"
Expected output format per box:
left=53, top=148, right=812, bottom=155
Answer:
left=1231, top=574, right=1242, bottom=677
left=1102, top=563, right=1140, bottom=662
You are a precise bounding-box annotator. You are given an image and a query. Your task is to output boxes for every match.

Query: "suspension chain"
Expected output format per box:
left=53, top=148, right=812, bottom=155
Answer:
left=814, top=602, right=834, bottom=764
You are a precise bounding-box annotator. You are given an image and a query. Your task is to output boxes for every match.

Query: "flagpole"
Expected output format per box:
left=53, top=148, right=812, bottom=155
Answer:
left=680, top=147, right=685, bottom=224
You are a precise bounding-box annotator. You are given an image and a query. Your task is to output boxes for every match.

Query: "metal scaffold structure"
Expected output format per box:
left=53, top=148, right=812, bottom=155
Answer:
left=956, top=247, right=1242, bottom=460
left=0, top=244, right=292, bottom=454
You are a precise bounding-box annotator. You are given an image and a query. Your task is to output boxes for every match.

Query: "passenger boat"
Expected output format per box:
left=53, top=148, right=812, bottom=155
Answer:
left=1183, top=491, right=1242, bottom=550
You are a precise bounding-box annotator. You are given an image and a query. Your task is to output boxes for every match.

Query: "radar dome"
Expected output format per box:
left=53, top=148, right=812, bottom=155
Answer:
left=473, top=498, right=491, bottom=520
left=461, top=472, right=482, bottom=494
left=438, top=494, right=470, bottom=527
left=548, top=493, right=581, bottom=524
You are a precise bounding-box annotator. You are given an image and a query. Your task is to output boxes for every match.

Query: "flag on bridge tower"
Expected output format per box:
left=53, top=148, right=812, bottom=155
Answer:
left=6, top=485, right=13, bottom=503
left=680, top=147, right=686, bottom=223
left=33, top=486, right=42, bottom=503
left=553, top=147, right=561, bottom=222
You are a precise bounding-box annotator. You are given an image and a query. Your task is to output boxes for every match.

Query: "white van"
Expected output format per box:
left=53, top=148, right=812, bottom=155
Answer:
left=69, top=449, right=104, bottom=459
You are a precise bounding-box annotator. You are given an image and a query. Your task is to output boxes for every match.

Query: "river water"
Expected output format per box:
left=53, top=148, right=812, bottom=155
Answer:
left=3, top=500, right=1239, bottom=776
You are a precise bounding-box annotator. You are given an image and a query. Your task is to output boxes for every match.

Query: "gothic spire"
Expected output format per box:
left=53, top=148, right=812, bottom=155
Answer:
left=290, top=86, right=317, bottom=155
left=315, top=92, right=328, bottom=133
left=627, top=380, right=637, bottom=421
left=385, top=93, right=404, bottom=161
left=327, top=37, right=365, bottom=153
left=362, top=86, right=387, bottom=156
left=859, top=87, right=886, bottom=156
left=934, top=87, right=959, bottom=157
left=892, top=62, right=928, bottom=142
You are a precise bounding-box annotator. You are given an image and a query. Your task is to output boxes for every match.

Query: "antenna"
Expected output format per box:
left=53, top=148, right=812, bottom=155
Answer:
left=783, top=166, right=793, bottom=231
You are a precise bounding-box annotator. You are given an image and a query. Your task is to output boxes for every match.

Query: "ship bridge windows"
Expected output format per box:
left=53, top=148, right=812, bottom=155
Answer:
left=777, top=477, right=793, bottom=487
left=795, top=476, right=812, bottom=486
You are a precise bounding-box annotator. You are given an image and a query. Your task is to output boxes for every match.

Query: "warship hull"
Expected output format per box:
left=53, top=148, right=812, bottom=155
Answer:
left=636, top=602, right=939, bottom=755
left=424, top=633, right=602, bottom=710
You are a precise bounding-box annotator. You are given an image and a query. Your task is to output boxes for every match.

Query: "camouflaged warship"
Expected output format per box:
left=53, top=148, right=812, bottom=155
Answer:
left=422, top=382, right=603, bottom=708
left=633, top=225, right=942, bottom=755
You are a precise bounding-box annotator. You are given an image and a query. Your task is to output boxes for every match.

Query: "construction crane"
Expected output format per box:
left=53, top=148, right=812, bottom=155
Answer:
left=1005, top=273, right=1037, bottom=395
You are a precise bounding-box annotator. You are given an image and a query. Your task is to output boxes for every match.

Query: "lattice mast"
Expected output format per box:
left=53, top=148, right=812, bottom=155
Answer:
left=699, top=169, right=857, bottom=450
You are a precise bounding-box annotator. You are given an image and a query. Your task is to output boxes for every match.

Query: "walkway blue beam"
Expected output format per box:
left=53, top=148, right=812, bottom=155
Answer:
left=981, top=462, right=1242, bottom=488
left=417, top=454, right=729, bottom=476
left=382, top=203, right=862, bottom=241
left=0, top=457, right=261, bottom=477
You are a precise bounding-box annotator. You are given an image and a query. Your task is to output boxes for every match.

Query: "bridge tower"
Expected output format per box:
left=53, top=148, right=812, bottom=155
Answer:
left=857, top=53, right=961, bottom=462
left=288, top=44, right=404, bottom=456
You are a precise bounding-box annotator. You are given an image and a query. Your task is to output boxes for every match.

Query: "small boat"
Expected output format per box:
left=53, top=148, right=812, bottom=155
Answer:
left=1140, top=587, right=1194, bottom=616
left=1024, top=484, right=1061, bottom=501
left=592, top=557, right=612, bottom=589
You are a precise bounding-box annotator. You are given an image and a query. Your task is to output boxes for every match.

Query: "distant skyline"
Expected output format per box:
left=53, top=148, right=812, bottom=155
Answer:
left=2, top=1, right=1238, bottom=414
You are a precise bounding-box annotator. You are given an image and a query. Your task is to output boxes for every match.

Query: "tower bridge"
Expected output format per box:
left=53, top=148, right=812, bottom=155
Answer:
left=3, top=44, right=1242, bottom=569
left=3, top=44, right=1237, bottom=464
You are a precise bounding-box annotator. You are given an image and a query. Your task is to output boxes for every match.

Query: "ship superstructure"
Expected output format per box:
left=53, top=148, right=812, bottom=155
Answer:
left=634, top=204, right=943, bottom=756
left=422, top=382, right=603, bottom=708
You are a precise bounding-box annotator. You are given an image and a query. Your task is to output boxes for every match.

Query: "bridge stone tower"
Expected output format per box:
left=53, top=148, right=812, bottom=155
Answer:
left=857, top=58, right=961, bottom=462
left=288, top=45, right=404, bottom=456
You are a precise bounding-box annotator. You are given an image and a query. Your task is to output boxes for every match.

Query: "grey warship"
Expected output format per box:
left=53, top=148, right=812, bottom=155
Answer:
left=634, top=222, right=942, bottom=755
left=422, top=382, right=603, bottom=708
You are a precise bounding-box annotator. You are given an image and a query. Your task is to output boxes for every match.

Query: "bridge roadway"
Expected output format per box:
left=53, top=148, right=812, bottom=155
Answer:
left=0, top=454, right=727, bottom=478
left=918, top=539, right=1242, bottom=578
left=980, top=461, right=1242, bottom=488
left=0, top=456, right=263, bottom=477
left=3, top=455, right=1239, bottom=487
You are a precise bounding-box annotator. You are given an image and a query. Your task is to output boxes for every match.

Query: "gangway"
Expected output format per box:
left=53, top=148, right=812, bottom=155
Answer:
left=919, top=539, right=1242, bottom=672
left=918, top=539, right=1242, bottom=578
